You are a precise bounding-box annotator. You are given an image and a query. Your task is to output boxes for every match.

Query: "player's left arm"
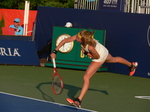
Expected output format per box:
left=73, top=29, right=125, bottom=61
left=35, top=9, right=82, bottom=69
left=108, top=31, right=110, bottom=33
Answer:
left=87, top=45, right=100, bottom=59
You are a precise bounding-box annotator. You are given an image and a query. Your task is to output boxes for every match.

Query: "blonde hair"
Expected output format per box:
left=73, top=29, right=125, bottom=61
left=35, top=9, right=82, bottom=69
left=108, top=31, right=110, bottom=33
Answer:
left=78, top=30, right=96, bottom=46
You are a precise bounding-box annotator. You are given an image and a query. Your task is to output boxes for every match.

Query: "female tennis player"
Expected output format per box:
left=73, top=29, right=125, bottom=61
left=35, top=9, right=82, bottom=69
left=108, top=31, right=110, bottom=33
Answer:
left=50, top=30, right=138, bottom=108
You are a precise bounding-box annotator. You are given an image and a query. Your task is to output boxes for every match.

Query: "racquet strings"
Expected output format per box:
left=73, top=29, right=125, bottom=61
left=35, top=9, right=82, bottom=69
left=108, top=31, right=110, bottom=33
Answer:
left=52, top=75, right=63, bottom=94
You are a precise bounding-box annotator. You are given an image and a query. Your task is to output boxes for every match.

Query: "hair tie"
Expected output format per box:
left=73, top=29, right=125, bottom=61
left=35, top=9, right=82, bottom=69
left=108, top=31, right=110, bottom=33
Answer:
left=78, top=33, right=82, bottom=38
left=78, top=32, right=94, bottom=39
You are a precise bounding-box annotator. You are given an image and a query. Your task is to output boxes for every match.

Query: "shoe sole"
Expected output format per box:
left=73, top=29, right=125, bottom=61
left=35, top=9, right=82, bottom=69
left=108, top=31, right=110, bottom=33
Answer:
left=66, top=98, right=81, bottom=108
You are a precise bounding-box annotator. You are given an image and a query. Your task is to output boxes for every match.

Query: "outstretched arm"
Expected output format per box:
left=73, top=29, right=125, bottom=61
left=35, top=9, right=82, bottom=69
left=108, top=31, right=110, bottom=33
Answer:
left=50, top=35, right=77, bottom=59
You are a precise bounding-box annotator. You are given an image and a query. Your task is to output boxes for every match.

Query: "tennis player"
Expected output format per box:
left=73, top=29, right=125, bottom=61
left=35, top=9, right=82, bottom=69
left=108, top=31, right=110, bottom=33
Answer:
left=50, top=30, right=138, bottom=108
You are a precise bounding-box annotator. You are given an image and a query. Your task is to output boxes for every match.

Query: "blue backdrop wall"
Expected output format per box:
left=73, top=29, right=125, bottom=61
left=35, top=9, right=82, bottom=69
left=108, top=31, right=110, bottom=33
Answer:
left=34, top=6, right=150, bottom=78
left=0, top=35, right=40, bottom=66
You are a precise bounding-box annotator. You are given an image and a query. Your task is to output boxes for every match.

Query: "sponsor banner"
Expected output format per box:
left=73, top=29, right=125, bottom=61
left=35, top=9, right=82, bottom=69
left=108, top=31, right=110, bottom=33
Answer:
left=99, top=0, right=124, bottom=11
left=0, top=39, right=40, bottom=66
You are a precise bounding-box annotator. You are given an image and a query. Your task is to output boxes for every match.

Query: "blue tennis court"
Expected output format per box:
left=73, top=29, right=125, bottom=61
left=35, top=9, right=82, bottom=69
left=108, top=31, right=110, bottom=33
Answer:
left=0, top=92, right=96, bottom=112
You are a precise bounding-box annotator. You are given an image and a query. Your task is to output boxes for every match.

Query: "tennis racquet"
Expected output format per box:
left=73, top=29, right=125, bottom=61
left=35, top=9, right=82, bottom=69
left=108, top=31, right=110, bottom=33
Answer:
left=51, top=58, right=64, bottom=95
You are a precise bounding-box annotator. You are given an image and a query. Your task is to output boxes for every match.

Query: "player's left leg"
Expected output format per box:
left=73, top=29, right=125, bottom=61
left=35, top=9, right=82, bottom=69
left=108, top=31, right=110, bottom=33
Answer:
left=66, top=98, right=82, bottom=108
left=78, top=61, right=105, bottom=101
left=66, top=61, right=105, bottom=107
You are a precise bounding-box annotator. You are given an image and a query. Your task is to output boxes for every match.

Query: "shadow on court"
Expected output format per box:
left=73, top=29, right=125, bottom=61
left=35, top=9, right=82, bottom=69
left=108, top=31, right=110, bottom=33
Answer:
left=36, top=82, right=54, bottom=102
left=36, top=82, right=108, bottom=101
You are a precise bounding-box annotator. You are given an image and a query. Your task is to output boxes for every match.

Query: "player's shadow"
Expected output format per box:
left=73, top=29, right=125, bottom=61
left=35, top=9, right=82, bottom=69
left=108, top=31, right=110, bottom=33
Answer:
left=64, top=83, right=108, bottom=98
left=36, top=82, right=108, bottom=101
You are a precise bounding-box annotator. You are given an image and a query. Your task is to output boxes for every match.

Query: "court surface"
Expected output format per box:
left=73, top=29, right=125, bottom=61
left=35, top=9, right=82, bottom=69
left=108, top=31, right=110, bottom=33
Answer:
left=0, top=65, right=150, bottom=112
left=0, top=92, right=93, bottom=112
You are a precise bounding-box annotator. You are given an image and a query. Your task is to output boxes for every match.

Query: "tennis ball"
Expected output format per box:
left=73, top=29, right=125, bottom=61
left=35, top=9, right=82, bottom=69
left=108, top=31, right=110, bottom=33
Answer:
left=65, top=22, right=73, bottom=27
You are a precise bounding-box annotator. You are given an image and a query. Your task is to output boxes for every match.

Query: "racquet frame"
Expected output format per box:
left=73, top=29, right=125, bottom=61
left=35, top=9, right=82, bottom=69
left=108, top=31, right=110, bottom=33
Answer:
left=52, top=58, right=64, bottom=95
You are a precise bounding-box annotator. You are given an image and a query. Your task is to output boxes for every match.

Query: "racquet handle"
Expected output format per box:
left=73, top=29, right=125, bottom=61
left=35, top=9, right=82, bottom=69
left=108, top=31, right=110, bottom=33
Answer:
left=81, top=45, right=89, bottom=53
left=52, top=58, right=56, bottom=68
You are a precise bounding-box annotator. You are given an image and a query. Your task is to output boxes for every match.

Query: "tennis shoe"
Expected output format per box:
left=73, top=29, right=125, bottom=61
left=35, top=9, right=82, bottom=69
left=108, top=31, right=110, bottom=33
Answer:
left=66, top=98, right=82, bottom=108
left=129, top=62, right=138, bottom=76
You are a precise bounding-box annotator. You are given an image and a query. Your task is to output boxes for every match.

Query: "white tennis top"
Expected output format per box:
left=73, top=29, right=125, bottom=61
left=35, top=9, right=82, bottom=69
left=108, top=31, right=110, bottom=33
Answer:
left=84, top=40, right=109, bottom=62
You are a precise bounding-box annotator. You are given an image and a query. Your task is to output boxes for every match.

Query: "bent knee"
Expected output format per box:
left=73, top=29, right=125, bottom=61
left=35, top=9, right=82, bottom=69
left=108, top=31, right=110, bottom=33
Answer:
left=83, top=74, right=91, bottom=81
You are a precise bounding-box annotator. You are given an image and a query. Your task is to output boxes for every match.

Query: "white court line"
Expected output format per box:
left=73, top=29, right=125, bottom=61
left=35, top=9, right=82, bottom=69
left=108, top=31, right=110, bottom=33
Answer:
left=135, top=96, right=150, bottom=100
left=0, top=91, right=97, bottom=112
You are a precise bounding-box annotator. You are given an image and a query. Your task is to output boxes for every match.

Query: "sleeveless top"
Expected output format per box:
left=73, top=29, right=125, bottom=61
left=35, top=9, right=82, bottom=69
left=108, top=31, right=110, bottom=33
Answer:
left=84, top=40, right=109, bottom=62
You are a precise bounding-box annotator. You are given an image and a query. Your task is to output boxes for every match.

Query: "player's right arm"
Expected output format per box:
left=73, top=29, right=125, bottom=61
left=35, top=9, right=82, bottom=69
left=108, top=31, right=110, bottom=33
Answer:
left=55, top=35, right=76, bottom=51
left=50, top=35, right=77, bottom=59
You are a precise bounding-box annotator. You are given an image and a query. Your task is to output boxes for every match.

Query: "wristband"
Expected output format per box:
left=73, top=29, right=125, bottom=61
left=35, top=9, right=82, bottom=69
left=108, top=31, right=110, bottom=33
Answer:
left=53, top=49, right=58, bottom=54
